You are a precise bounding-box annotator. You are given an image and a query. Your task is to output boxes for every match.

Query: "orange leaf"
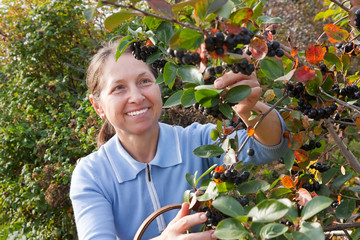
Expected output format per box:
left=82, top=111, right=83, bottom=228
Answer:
left=293, top=66, right=316, bottom=83
left=281, top=176, right=296, bottom=189
left=356, top=118, right=360, bottom=129
left=215, top=166, right=225, bottom=173
left=291, top=47, right=298, bottom=57
left=313, top=125, right=323, bottom=136
left=323, top=24, right=349, bottom=43
left=295, top=188, right=312, bottom=206
left=247, top=127, right=255, bottom=137
left=305, top=44, right=326, bottom=65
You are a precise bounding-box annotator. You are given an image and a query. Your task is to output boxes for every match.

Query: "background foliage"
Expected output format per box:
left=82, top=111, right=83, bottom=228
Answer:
left=0, top=0, right=359, bottom=239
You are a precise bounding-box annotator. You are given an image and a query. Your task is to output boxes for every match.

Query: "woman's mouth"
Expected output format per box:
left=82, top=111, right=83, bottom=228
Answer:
left=126, top=108, right=148, bottom=116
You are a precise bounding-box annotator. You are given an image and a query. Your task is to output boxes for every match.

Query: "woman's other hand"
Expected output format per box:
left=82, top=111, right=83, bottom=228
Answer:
left=154, top=202, right=217, bottom=240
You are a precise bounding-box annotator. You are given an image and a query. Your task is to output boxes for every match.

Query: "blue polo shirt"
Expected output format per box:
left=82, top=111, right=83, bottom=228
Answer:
left=70, top=120, right=289, bottom=240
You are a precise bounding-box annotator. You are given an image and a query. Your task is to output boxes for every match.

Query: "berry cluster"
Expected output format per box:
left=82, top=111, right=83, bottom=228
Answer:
left=309, top=162, right=331, bottom=173
left=266, top=40, right=284, bottom=57
left=202, top=206, right=227, bottom=230
left=204, top=28, right=254, bottom=56
left=336, top=41, right=359, bottom=54
left=331, top=84, right=360, bottom=99
left=354, top=9, right=360, bottom=30
left=211, top=167, right=250, bottom=185
left=151, top=59, right=167, bottom=73
left=319, top=63, right=329, bottom=76
left=302, top=180, right=321, bottom=192
left=194, top=103, right=226, bottom=120
left=167, top=48, right=201, bottom=66
left=130, top=41, right=158, bottom=62
left=334, top=114, right=356, bottom=130
left=285, top=82, right=338, bottom=120
left=226, top=59, right=255, bottom=76
left=300, top=139, right=322, bottom=151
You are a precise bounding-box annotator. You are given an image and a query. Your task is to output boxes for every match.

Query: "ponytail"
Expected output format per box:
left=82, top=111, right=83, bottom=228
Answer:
left=97, top=119, right=116, bottom=148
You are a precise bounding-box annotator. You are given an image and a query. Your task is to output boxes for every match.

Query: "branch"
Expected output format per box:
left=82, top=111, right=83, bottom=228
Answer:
left=329, top=0, right=350, bottom=12
left=236, top=94, right=288, bottom=157
left=323, top=119, right=360, bottom=175
left=323, top=222, right=360, bottom=231
left=101, top=0, right=202, bottom=32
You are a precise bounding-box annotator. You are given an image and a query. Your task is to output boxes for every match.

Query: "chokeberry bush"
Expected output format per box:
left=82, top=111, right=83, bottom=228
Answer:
left=85, top=0, right=360, bottom=239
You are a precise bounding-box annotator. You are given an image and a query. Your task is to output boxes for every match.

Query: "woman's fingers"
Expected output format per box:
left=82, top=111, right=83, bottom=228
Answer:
left=173, top=212, right=208, bottom=233
left=171, top=202, right=191, bottom=223
left=214, top=72, right=257, bottom=89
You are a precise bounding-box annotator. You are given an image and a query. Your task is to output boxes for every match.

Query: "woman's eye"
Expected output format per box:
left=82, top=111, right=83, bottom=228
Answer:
left=114, top=86, right=124, bottom=91
left=140, top=79, right=151, bottom=85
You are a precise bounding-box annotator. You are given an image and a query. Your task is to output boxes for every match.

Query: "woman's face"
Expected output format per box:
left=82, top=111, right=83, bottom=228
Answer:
left=91, top=53, right=163, bottom=137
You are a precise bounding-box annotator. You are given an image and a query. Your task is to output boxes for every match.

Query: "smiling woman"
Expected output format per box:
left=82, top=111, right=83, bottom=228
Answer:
left=69, top=40, right=289, bottom=240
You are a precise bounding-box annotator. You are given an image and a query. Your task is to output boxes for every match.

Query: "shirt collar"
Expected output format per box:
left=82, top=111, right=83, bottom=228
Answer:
left=103, top=123, right=182, bottom=183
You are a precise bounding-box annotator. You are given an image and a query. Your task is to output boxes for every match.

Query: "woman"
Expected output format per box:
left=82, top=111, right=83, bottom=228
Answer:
left=70, top=40, right=289, bottom=240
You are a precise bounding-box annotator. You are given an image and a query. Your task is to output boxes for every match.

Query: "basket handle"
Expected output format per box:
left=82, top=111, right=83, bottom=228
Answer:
left=133, top=203, right=182, bottom=240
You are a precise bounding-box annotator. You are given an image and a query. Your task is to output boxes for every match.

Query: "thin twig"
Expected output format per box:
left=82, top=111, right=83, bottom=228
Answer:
left=329, top=0, right=350, bottom=12
left=236, top=94, right=288, bottom=157
left=343, top=229, right=353, bottom=240
left=324, top=119, right=360, bottom=175
left=101, top=0, right=202, bottom=32
left=323, top=222, right=360, bottom=231
left=349, top=32, right=360, bottom=42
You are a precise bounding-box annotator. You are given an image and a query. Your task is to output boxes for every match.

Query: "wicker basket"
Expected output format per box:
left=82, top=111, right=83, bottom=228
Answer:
left=133, top=203, right=182, bottom=240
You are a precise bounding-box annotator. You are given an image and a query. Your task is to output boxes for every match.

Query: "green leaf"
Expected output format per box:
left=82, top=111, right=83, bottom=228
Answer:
left=181, top=88, right=197, bottom=107
left=224, top=85, right=251, bottom=104
left=212, top=196, right=245, bottom=218
left=248, top=199, right=290, bottom=222
left=299, top=222, right=325, bottom=240
left=84, top=7, right=96, bottom=22
left=349, top=186, right=360, bottom=193
left=195, top=164, right=217, bottom=187
left=156, top=22, right=174, bottom=45
left=194, top=89, right=220, bottom=108
left=301, top=196, right=332, bottom=220
left=219, top=104, right=233, bottom=120
left=143, top=16, right=163, bottom=31
left=214, top=0, right=233, bottom=19
left=215, top=218, right=249, bottom=239
left=256, top=190, right=267, bottom=203
left=146, top=52, right=162, bottom=65
left=163, top=90, right=183, bottom=108
left=178, top=65, right=203, bottom=85
left=324, top=52, right=342, bottom=72
left=163, top=62, right=178, bottom=87
left=104, top=11, right=141, bottom=31
left=270, top=187, right=293, bottom=199
left=321, top=167, right=338, bottom=184
left=238, top=180, right=270, bottom=194
left=195, top=0, right=228, bottom=22
left=115, top=36, right=136, bottom=61
left=193, top=144, right=224, bottom=158
left=284, top=149, right=295, bottom=170
left=260, top=57, right=284, bottom=80
left=183, top=189, right=192, bottom=203
left=257, top=16, right=285, bottom=24
left=332, top=171, right=353, bottom=190
left=169, top=28, right=203, bottom=50
left=217, top=181, right=235, bottom=192
left=260, top=223, right=288, bottom=239
left=336, top=199, right=356, bottom=219
left=197, top=181, right=218, bottom=201
left=185, top=172, right=197, bottom=188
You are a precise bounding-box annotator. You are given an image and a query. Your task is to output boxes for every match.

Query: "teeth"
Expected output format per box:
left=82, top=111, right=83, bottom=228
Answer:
left=127, top=108, right=147, bottom=116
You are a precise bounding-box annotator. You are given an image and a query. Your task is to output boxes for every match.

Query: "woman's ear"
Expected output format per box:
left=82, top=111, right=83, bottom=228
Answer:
left=89, top=95, right=105, bottom=120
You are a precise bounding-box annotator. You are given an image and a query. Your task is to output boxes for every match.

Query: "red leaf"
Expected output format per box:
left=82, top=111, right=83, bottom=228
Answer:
left=305, top=44, right=326, bottom=65
left=231, top=7, right=253, bottom=25
left=249, top=38, right=267, bottom=60
left=147, top=0, right=175, bottom=19
left=224, top=23, right=244, bottom=35
left=294, top=149, right=310, bottom=168
left=323, top=24, right=349, bottom=43
left=293, top=66, right=316, bottom=83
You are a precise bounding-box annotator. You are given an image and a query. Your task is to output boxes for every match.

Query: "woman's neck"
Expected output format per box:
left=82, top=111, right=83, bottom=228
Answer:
left=116, top=124, right=160, bottom=164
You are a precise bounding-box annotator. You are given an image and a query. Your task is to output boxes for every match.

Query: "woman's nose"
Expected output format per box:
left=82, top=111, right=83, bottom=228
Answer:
left=128, top=86, right=145, bottom=103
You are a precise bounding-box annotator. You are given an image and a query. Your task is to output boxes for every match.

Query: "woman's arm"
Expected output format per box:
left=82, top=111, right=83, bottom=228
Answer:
left=214, top=71, right=282, bottom=146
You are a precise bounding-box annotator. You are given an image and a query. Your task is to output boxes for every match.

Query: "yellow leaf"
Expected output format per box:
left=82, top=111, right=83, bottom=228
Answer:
left=264, top=89, right=276, bottom=102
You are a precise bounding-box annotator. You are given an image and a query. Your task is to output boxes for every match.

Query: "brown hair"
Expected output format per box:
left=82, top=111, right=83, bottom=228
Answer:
left=87, top=40, right=158, bottom=148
